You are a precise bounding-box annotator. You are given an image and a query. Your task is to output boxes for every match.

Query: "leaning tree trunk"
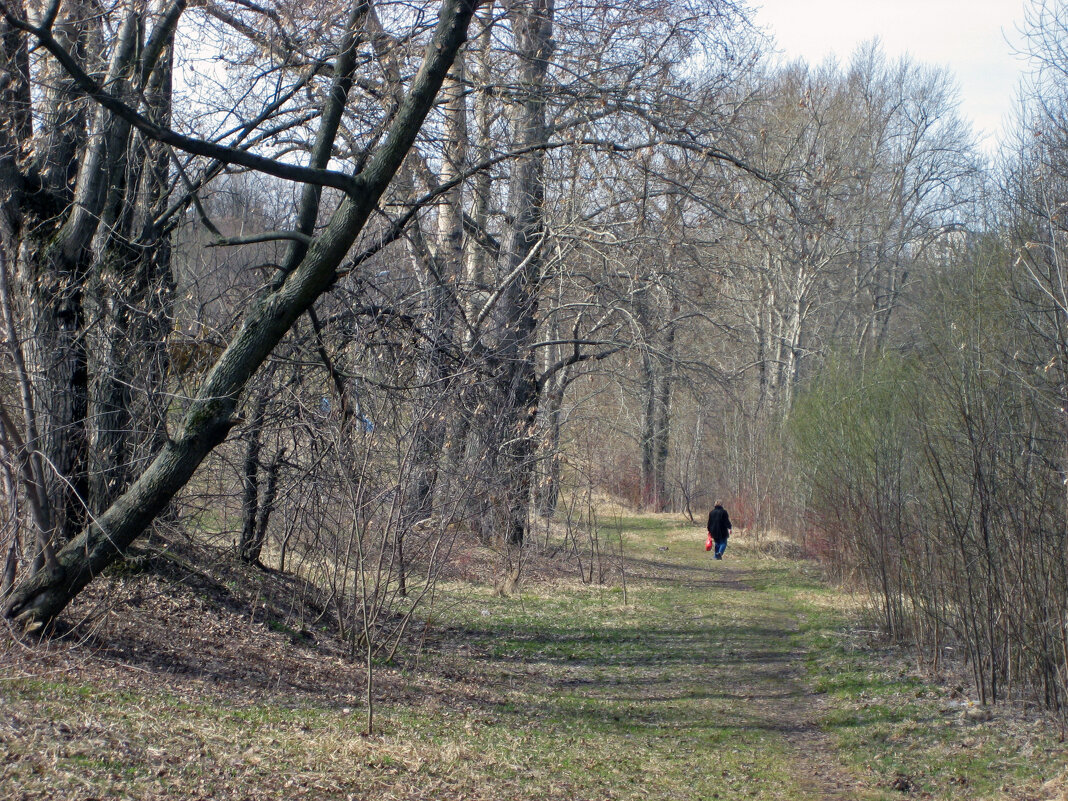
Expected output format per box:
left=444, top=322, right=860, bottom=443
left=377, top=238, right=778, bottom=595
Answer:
left=2, top=0, right=478, bottom=630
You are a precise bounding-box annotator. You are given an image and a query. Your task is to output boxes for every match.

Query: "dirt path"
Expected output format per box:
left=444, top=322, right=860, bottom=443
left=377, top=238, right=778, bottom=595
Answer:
left=632, top=547, right=868, bottom=800
left=720, top=595, right=862, bottom=799
left=724, top=563, right=861, bottom=800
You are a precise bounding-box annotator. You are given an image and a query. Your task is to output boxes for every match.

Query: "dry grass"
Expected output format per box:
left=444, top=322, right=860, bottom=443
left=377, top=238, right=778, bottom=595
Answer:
left=2, top=512, right=1067, bottom=800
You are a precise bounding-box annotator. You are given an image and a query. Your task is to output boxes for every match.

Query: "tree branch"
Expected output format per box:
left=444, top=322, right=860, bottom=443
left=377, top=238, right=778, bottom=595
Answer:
left=0, top=1, right=361, bottom=193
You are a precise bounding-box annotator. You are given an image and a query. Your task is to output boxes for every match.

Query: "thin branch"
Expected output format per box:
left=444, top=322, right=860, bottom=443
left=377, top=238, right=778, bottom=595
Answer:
left=536, top=344, right=627, bottom=391
left=0, top=2, right=360, bottom=193
left=471, top=232, right=546, bottom=333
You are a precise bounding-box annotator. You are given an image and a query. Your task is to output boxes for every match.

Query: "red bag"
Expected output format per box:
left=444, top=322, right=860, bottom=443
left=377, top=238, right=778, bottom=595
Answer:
left=705, top=533, right=714, bottom=551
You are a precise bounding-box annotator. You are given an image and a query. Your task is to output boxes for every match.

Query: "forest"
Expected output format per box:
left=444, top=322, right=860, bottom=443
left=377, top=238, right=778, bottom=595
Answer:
left=1, top=0, right=1068, bottom=758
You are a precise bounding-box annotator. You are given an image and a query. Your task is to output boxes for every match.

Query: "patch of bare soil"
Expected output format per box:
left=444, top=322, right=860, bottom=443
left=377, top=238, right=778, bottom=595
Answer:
left=742, top=638, right=864, bottom=801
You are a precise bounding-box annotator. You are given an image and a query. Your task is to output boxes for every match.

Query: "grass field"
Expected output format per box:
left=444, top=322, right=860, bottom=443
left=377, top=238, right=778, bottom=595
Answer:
left=2, top=514, right=1065, bottom=800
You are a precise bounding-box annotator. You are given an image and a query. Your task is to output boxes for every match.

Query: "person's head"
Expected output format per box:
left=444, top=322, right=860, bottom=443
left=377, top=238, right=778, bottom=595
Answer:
left=714, top=499, right=723, bottom=508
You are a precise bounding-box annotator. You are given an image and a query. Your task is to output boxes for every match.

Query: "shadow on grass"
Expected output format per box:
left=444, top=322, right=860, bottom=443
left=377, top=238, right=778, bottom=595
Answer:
left=428, top=558, right=827, bottom=742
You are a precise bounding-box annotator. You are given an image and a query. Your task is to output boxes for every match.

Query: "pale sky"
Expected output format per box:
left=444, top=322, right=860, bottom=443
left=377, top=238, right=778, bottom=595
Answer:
left=752, top=0, right=1031, bottom=154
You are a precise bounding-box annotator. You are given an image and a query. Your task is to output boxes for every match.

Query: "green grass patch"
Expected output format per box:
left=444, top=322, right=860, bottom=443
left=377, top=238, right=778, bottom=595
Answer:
left=802, top=613, right=1065, bottom=799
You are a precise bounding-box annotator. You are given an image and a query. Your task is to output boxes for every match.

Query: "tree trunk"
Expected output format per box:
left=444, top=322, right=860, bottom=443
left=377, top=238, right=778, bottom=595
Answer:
left=651, top=324, right=675, bottom=512
left=637, top=282, right=673, bottom=512
left=245, top=446, right=284, bottom=568
left=239, top=389, right=269, bottom=563
left=470, top=0, right=553, bottom=546
left=88, top=34, right=175, bottom=514
left=397, top=55, right=467, bottom=594
left=640, top=346, right=658, bottom=508
left=535, top=380, right=564, bottom=516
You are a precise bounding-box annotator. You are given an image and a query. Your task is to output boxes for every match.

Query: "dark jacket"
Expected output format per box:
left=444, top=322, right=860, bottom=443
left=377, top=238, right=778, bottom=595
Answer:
left=707, top=505, right=732, bottom=542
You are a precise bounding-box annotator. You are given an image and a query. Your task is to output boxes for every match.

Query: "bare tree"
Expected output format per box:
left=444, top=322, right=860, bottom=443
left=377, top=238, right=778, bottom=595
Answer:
left=1, top=0, right=480, bottom=629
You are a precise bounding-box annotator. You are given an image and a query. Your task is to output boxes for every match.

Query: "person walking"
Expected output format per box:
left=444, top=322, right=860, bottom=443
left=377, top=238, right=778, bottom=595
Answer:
left=707, top=501, right=732, bottom=560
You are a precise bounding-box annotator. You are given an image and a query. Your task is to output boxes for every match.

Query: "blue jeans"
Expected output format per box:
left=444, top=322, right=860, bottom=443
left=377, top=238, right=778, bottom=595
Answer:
left=714, top=538, right=727, bottom=558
